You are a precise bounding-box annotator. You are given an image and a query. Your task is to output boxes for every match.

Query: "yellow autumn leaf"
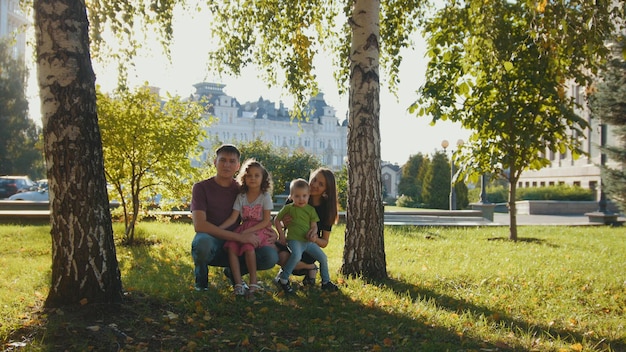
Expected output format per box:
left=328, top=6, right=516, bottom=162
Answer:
left=537, top=0, right=547, bottom=13
left=571, top=343, right=583, bottom=351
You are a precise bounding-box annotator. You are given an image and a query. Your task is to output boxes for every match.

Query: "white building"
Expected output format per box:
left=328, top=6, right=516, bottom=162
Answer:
left=381, top=162, right=401, bottom=199
left=191, top=82, right=348, bottom=171
left=0, top=0, right=28, bottom=58
left=518, top=77, right=621, bottom=203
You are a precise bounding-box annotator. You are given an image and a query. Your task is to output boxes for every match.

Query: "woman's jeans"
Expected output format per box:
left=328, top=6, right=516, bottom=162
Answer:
left=279, top=240, right=330, bottom=283
left=191, top=232, right=278, bottom=289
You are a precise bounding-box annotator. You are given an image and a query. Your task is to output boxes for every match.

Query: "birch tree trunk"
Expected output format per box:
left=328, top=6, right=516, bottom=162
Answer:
left=342, top=0, right=387, bottom=279
left=34, top=0, right=123, bottom=307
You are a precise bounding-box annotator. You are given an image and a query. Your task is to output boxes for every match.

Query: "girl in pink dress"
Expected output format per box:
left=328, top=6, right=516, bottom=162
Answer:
left=220, top=159, right=277, bottom=297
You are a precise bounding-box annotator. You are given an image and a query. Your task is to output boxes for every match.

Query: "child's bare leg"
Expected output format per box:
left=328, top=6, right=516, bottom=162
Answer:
left=245, top=250, right=257, bottom=284
left=227, top=248, right=243, bottom=285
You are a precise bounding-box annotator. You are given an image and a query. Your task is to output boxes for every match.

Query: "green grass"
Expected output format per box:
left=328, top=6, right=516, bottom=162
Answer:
left=1, top=223, right=625, bottom=351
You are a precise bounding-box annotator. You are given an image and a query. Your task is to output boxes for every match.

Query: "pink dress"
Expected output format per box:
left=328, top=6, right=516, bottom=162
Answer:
left=224, top=192, right=277, bottom=256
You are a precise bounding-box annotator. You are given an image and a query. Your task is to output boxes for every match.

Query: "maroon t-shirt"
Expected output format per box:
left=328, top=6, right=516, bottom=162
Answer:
left=190, top=177, right=240, bottom=231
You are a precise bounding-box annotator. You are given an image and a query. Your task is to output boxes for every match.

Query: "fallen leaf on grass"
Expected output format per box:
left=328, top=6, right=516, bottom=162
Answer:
left=570, top=343, right=583, bottom=351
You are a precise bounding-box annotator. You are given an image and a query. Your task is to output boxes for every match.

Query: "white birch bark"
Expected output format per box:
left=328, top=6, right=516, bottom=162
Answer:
left=342, top=0, right=387, bottom=279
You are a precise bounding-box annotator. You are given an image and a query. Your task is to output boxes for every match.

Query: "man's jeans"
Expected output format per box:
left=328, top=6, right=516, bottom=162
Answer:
left=191, top=232, right=278, bottom=289
left=279, top=240, right=330, bottom=283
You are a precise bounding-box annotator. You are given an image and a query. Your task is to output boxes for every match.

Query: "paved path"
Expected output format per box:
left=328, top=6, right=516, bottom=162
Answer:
left=491, top=213, right=599, bottom=226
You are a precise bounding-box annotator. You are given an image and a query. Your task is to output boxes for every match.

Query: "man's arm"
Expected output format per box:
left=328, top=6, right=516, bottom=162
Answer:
left=218, top=210, right=240, bottom=230
left=193, top=210, right=259, bottom=246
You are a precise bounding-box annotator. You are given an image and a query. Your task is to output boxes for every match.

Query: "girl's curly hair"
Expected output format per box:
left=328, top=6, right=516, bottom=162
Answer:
left=236, top=158, right=273, bottom=194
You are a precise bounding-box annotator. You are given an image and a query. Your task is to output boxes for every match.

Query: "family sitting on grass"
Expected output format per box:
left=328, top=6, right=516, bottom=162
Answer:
left=190, top=144, right=339, bottom=298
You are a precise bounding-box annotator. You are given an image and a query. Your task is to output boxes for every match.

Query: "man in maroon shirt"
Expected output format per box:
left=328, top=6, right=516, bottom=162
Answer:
left=191, top=144, right=278, bottom=291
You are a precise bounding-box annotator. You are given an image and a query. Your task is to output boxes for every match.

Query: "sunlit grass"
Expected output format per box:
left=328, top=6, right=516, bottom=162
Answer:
left=1, top=222, right=625, bottom=351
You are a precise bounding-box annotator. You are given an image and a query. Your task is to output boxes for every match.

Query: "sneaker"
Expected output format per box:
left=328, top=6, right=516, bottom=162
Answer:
left=321, top=281, right=339, bottom=292
left=194, top=285, right=209, bottom=291
left=302, top=266, right=318, bottom=286
left=275, top=279, right=295, bottom=294
left=302, top=277, right=316, bottom=286
left=224, top=267, right=249, bottom=290
left=273, top=269, right=283, bottom=285
left=233, top=284, right=245, bottom=296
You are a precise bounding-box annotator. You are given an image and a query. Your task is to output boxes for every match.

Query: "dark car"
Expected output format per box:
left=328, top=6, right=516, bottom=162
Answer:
left=0, top=176, right=38, bottom=199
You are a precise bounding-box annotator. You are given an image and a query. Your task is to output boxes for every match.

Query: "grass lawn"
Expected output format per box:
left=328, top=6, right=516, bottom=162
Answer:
left=1, top=222, right=625, bottom=351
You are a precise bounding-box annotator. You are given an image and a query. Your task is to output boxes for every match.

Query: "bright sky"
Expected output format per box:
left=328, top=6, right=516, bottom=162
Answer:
left=26, top=3, right=469, bottom=166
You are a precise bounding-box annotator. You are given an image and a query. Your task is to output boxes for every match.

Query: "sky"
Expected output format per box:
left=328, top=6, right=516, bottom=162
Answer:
left=26, top=3, right=469, bottom=166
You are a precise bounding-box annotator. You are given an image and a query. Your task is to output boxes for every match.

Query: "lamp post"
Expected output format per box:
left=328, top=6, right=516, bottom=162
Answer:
left=479, top=174, right=489, bottom=204
left=598, top=123, right=608, bottom=213
left=441, top=139, right=464, bottom=210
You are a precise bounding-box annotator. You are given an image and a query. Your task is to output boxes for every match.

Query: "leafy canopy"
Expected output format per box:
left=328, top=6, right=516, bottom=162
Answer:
left=413, top=0, right=623, bottom=184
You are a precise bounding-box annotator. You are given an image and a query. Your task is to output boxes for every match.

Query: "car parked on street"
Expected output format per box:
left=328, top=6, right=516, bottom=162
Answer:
left=0, top=176, right=38, bottom=199
left=7, top=188, right=49, bottom=201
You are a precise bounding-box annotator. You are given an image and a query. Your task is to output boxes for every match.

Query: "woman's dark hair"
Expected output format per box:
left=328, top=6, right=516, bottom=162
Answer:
left=310, top=168, right=338, bottom=226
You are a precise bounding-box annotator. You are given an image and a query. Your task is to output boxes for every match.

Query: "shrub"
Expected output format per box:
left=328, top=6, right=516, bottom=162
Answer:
left=469, top=184, right=594, bottom=202
left=396, top=195, right=419, bottom=208
left=518, top=184, right=594, bottom=201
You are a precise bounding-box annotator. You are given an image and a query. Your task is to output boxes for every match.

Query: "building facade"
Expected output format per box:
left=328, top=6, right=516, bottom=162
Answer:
left=517, top=81, right=621, bottom=202
left=0, top=0, right=28, bottom=58
left=191, top=82, right=348, bottom=171
left=381, top=162, right=401, bottom=199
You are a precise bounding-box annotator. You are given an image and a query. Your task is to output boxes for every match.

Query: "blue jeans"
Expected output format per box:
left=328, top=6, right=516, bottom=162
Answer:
left=191, top=232, right=278, bottom=288
left=280, top=240, right=330, bottom=283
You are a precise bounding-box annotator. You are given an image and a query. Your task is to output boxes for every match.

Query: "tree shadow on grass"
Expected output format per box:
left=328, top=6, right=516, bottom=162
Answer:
left=376, top=277, right=624, bottom=352
left=486, top=236, right=558, bottom=247
left=8, top=243, right=510, bottom=352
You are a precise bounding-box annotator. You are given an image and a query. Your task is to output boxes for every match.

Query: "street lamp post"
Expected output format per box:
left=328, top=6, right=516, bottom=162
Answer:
left=441, top=139, right=464, bottom=211
left=479, top=174, right=489, bottom=204
left=598, top=123, right=608, bottom=213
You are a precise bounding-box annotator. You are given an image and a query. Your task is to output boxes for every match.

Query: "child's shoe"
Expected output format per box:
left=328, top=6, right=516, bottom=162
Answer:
left=275, top=279, right=294, bottom=294
left=233, top=284, right=246, bottom=296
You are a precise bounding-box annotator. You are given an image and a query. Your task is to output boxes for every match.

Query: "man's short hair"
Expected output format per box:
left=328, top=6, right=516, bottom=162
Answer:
left=215, top=144, right=240, bottom=159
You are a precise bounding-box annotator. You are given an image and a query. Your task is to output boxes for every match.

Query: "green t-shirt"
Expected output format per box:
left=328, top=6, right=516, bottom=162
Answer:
left=276, top=203, right=320, bottom=241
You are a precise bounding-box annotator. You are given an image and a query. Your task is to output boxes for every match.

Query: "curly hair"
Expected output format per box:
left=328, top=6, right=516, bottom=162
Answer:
left=236, top=158, right=273, bottom=195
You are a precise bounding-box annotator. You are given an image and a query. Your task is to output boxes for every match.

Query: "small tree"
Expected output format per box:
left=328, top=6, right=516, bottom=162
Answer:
left=97, top=85, right=207, bottom=244
left=422, top=151, right=450, bottom=210
left=414, top=0, right=621, bottom=240
left=397, top=153, right=427, bottom=206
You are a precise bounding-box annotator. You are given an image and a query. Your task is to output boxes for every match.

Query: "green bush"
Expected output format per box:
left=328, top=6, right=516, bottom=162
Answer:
left=518, top=184, right=594, bottom=201
left=396, top=195, right=418, bottom=208
left=469, top=184, right=594, bottom=203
